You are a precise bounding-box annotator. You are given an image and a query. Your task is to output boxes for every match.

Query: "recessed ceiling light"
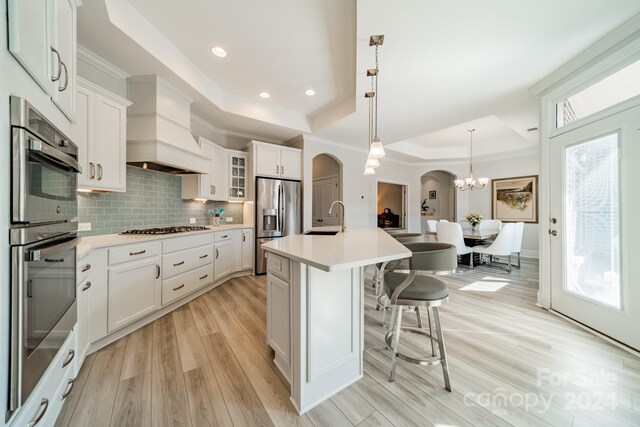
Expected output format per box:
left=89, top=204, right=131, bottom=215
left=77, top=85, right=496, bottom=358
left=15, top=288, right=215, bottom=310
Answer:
left=211, top=46, right=227, bottom=58
left=305, top=89, right=316, bottom=96
left=259, top=92, right=270, bottom=99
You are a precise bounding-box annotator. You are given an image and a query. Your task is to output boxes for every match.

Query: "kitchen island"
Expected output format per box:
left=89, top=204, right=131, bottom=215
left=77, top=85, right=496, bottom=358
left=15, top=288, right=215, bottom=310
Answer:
left=261, top=227, right=410, bottom=414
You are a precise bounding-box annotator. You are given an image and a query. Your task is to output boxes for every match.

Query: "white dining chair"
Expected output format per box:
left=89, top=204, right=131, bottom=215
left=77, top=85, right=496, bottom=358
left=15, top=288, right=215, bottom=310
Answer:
left=479, top=219, right=502, bottom=233
left=472, top=223, right=516, bottom=273
left=436, top=222, right=474, bottom=268
left=511, top=222, right=525, bottom=269
left=426, top=220, right=438, bottom=233
left=439, top=219, right=449, bottom=222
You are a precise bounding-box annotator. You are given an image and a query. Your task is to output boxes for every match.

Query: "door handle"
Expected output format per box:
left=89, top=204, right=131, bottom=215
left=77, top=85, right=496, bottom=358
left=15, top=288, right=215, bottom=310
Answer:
left=216, top=248, right=219, bottom=259
left=199, top=274, right=208, bottom=280
left=50, top=47, right=62, bottom=82
left=59, top=61, right=69, bottom=91
left=549, top=230, right=558, bottom=236
left=276, top=164, right=279, bottom=174
left=156, top=264, right=161, bottom=279
left=89, top=162, right=96, bottom=180
left=199, top=254, right=208, bottom=259
left=82, top=263, right=91, bottom=272
left=61, top=378, right=75, bottom=400
left=130, top=250, right=146, bottom=256
left=81, top=282, right=91, bottom=292
left=282, top=165, right=284, bottom=174
left=27, top=398, right=49, bottom=427
left=173, top=284, right=185, bottom=291
left=62, top=349, right=75, bottom=368
left=97, top=164, right=103, bottom=181
left=173, top=261, right=185, bottom=266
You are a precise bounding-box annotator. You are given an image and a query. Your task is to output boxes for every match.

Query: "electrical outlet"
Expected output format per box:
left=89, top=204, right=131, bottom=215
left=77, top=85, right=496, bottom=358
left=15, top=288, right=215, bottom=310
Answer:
left=225, top=217, right=233, bottom=223
left=78, top=223, right=91, bottom=231
left=190, top=218, right=196, bottom=224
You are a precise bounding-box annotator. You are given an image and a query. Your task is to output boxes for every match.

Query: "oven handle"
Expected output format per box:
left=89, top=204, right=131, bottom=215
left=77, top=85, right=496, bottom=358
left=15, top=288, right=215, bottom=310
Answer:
left=28, top=138, right=82, bottom=174
left=25, top=236, right=80, bottom=262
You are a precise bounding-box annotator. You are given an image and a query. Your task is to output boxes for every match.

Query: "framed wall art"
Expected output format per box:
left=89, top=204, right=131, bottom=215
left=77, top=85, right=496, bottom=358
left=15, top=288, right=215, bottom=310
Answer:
left=491, top=175, right=538, bottom=223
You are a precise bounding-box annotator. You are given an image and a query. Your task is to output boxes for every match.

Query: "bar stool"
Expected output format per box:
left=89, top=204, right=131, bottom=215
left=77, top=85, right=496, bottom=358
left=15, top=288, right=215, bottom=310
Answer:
left=382, top=242, right=457, bottom=390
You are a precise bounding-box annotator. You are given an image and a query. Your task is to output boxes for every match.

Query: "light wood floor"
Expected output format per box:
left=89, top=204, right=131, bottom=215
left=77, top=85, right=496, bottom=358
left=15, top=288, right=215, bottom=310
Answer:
left=56, top=259, right=640, bottom=426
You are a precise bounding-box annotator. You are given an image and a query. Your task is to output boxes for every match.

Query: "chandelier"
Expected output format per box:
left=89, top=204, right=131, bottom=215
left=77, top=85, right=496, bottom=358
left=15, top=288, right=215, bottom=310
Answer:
left=364, top=35, right=385, bottom=175
left=454, top=129, right=489, bottom=191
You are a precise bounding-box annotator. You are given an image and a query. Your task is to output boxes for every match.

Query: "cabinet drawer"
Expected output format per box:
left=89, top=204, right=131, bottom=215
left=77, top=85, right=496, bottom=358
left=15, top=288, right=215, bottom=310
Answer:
left=163, top=233, right=214, bottom=254
left=214, top=231, right=233, bottom=242
left=267, top=253, right=290, bottom=282
left=162, top=264, right=213, bottom=306
left=108, top=241, right=161, bottom=266
left=162, top=245, right=213, bottom=279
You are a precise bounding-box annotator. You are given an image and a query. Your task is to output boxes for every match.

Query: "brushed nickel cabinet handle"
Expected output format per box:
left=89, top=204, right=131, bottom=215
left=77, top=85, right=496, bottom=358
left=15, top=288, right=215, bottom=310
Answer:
left=282, top=165, right=284, bottom=174
left=89, top=162, right=96, bottom=180
left=81, top=282, right=91, bottom=292
left=221, top=235, right=228, bottom=239
left=276, top=164, right=279, bottom=174
left=199, top=254, right=208, bottom=259
left=173, top=284, right=185, bottom=291
left=61, top=378, right=75, bottom=400
left=82, top=264, right=91, bottom=272
left=50, top=47, right=61, bottom=82
left=62, top=349, right=75, bottom=368
left=97, top=164, right=103, bottom=181
left=173, top=261, right=185, bottom=266
left=156, top=265, right=161, bottom=279
left=130, top=250, right=146, bottom=256
left=59, top=61, right=69, bottom=91
left=216, top=248, right=219, bottom=259
left=199, top=274, right=208, bottom=280
left=27, top=398, right=48, bottom=427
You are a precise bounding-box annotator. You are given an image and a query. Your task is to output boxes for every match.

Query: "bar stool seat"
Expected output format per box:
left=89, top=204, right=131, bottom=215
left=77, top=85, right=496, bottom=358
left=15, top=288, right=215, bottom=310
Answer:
left=382, top=242, right=457, bottom=390
left=384, top=273, right=448, bottom=301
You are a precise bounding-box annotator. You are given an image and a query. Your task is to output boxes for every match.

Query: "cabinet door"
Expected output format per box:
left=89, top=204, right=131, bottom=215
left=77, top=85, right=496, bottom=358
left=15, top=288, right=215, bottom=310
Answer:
left=255, top=144, right=281, bottom=177
left=279, top=149, right=301, bottom=180
left=214, top=241, right=232, bottom=280
left=198, top=144, right=213, bottom=199
left=107, top=258, right=161, bottom=332
left=76, top=278, right=91, bottom=364
left=229, top=153, right=247, bottom=200
left=49, top=0, right=76, bottom=120
left=73, top=86, right=94, bottom=188
left=267, top=274, right=290, bottom=364
left=241, top=229, right=253, bottom=270
left=8, top=0, right=53, bottom=95
left=210, top=144, right=229, bottom=200
left=94, top=94, right=127, bottom=191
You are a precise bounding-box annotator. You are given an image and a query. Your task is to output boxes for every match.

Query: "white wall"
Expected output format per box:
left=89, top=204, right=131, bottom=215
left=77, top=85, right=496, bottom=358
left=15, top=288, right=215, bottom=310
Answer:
left=312, top=153, right=341, bottom=179
left=297, top=135, right=422, bottom=233
left=416, top=151, right=540, bottom=258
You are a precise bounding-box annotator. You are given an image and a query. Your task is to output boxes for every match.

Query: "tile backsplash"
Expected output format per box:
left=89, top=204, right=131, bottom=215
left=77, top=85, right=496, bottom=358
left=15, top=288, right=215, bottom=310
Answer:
left=78, top=166, right=245, bottom=236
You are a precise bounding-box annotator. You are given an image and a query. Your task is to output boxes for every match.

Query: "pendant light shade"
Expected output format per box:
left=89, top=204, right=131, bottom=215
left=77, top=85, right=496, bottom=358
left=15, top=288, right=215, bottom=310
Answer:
left=365, top=156, right=380, bottom=168
left=369, top=137, right=386, bottom=159
left=364, top=166, right=376, bottom=175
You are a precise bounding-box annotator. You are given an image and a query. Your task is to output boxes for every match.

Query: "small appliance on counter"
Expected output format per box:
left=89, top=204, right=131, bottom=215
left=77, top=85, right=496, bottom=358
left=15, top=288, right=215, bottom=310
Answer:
left=7, top=97, right=82, bottom=421
left=255, top=177, right=301, bottom=274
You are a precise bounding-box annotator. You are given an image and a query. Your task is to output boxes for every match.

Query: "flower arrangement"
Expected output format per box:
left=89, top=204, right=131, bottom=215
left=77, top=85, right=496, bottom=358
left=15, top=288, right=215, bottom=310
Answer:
left=465, top=212, right=483, bottom=228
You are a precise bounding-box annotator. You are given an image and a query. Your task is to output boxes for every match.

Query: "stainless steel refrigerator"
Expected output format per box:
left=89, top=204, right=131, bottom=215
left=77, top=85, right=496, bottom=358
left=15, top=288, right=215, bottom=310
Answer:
left=255, top=177, right=302, bottom=274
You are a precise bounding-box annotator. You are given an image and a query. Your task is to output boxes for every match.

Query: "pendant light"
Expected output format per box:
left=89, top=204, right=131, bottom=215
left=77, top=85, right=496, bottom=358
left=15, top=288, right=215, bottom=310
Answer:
left=454, top=129, right=489, bottom=191
left=368, top=35, right=385, bottom=159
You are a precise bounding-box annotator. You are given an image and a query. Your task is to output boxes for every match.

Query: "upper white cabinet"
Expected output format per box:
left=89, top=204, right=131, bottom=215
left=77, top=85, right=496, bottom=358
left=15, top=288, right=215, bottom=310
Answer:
left=8, top=0, right=77, bottom=120
left=253, top=141, right=301, bottom=180
left=228, top=151, right=248, bottom=200
left=182, top=138, right=230, bottom=201
left=73, top=78, right=131, bottom=192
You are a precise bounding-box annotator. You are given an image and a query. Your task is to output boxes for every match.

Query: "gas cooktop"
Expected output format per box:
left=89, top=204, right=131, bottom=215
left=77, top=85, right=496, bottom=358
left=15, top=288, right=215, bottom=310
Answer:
left=120, top=226, right=208, bottom=235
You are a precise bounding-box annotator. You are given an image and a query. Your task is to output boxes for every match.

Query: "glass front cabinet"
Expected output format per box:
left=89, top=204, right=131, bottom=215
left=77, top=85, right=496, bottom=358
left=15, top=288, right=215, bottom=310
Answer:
left=229, top=151, right=247, bottom=200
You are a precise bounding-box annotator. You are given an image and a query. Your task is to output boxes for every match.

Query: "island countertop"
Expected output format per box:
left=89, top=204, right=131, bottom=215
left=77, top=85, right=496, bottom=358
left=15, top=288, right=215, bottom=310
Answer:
left=260, top=227, right=411, bottom=272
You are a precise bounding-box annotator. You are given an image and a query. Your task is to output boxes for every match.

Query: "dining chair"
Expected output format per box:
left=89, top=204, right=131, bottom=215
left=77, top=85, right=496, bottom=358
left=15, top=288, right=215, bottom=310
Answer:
left=426, top=220, right=438, bottom=233
left=511, top=222, right=525, bottom=269
left=436, top=222, right=474, bottom=268
left=472, top=223, right=516, bottom=273
left=479, top=219, right=502, bottom=233
left=439, top=219, right=449, bottom=222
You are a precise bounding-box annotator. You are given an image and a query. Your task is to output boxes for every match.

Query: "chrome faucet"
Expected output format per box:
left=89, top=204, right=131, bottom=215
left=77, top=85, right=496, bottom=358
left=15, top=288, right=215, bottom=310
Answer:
left=329, top=200, right=346, bottom=233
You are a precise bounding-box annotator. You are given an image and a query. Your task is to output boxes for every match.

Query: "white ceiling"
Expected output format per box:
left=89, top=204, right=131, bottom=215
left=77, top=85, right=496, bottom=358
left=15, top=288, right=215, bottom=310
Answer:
left=77, top=0, right=640, bottom=160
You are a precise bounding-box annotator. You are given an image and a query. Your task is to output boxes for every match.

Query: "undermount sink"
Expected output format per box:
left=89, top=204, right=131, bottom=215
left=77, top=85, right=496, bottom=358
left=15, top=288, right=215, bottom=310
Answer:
left=304, top=230, right=339, bottom=236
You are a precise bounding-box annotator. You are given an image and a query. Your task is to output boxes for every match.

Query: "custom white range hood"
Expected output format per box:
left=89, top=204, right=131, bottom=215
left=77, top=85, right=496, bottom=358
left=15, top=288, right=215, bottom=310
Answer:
left=126, top=75, right=209, bottom=174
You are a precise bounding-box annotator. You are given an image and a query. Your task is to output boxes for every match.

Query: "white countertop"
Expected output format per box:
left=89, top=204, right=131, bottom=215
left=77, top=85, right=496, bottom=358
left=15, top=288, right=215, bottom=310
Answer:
left=77, top=224, right=253, bottom=258
left=261, top=227, right=411, bottom=272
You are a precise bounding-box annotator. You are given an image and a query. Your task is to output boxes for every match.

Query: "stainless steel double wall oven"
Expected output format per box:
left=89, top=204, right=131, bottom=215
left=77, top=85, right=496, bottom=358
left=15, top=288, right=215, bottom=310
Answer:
left=7, top=97, right=82, bottom=421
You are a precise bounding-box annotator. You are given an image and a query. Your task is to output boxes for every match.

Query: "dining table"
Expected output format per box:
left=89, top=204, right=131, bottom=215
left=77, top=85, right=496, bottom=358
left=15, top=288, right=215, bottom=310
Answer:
left=426, top=228, right=499, bottom=266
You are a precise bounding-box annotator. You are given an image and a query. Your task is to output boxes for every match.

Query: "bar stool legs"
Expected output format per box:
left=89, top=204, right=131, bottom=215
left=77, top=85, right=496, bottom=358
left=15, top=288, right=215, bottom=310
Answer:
left=386, top=304, right=451, bottom=391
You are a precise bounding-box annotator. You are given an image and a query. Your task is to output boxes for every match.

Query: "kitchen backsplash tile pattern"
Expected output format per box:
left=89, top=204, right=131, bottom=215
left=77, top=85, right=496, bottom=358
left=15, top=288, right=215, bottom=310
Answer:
left=78, top=166, right=245, bottom=236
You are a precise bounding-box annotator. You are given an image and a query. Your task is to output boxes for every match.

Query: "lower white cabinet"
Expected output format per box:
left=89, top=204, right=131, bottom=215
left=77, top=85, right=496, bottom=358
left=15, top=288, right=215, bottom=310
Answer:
left=215, top=239, right=233, bottom=281
left=241, top=228, right=253, bottom=270
left=266, top=272, right=291, bottom=381
left=76, top=276, right=91, bottom=364
left=107, top=256, right=161, bottom=333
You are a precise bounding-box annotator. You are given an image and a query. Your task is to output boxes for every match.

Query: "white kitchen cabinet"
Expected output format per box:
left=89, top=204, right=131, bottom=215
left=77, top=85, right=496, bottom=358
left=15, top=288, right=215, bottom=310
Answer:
left=76, top=277, right=91, bottom=365
left=266, top=272, right=291, bottom=381
left=214, top=232, right=234, bottom=280
left=73, top=78, right=131, bottom=192
left=229, top=151, right=248, bottom=200
left=49, top=0, right=77, bottom=120
left=7, top=0, right=77, bottom=120
left=107, top=257, right=161, bottom=333
left=182, top=139, right=230, bottom=201
left=253, top=141, right=301, bottom=180
left=241, top=228, right=254, bottom=270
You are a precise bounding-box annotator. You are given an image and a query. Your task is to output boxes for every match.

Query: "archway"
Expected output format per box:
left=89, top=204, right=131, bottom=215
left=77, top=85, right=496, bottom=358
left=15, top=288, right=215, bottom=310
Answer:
left=311, top=154, right=342, bottom=226
left=420, top=170, right=457, bottom=233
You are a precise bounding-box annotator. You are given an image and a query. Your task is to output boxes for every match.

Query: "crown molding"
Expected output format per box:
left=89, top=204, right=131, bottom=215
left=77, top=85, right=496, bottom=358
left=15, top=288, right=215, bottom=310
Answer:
left=190, top=114, right=283, bottom=145
left=77, top=44, right=130, bottom=80
left=409, top=145, right=540, bottom=167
